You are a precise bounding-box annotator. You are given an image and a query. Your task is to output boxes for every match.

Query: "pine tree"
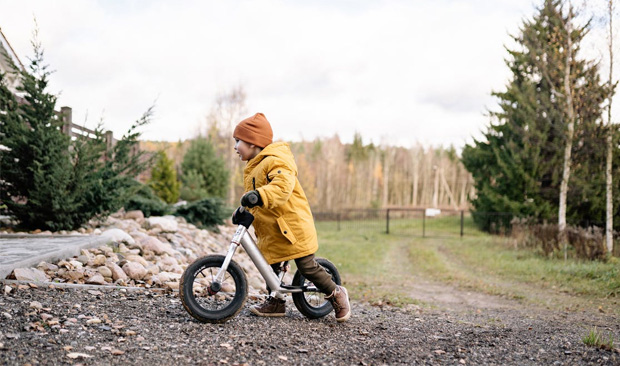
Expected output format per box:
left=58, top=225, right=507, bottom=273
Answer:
left=149, top=151, right=180, bottom=204
left=0, top=39, right=153, bottom=230
left=180, top=137, right=229, bottom=200
left=462, top=0, right=612, bottom=232
left=179, top=170, right=209, bottom=202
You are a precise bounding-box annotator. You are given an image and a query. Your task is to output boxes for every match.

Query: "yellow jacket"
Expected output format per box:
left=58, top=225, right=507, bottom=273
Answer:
left=244, top=142, right=318, bottom=264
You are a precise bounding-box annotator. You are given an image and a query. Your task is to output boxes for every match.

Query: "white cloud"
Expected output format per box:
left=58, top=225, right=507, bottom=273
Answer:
left=1, top=0, right=549, bottom=148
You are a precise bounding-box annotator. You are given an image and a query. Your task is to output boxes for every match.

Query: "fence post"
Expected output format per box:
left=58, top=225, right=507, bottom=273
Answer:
left=422, top=209, right=426, bottom=238
left=60, top=106, right=72, bottom=136
left=386, top=209, right=390, bottom=234
left=460, top=210, right=464, bottom=238
left=105, top=130, right=114, bottom=152
left=337, top=212, right=341, bottom=231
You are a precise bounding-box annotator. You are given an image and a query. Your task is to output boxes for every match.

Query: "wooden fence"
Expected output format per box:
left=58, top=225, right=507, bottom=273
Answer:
left=57, top=106, right=139, bottom=156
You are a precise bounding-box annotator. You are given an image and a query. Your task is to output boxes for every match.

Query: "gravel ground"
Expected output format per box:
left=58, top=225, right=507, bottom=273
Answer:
left=1, top=285, right=619, bottom=365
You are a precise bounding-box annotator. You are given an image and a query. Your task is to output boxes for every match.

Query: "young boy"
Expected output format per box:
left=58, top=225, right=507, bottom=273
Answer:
left=232, top=112, right=351, bottom=322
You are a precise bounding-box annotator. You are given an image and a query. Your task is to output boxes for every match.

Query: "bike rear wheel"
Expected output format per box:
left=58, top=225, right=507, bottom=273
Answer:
left=292, top=258, right=341, bottom=319
left=179, top=255, right=247, bottom=323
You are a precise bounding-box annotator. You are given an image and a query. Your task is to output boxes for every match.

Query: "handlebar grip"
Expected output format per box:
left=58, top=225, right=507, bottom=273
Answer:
left=248, top=193, right=259, bottom=205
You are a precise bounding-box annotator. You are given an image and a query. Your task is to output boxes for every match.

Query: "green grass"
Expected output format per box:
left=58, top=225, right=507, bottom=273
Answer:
left=314, top=218, right=620, bottom=312
left=582, top=327, right=615, bottom=350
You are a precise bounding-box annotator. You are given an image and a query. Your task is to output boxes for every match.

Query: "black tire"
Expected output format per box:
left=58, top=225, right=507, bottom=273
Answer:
left=292, top=257, right=342, bottom=319
left=179, top=255, right=247, bottom=323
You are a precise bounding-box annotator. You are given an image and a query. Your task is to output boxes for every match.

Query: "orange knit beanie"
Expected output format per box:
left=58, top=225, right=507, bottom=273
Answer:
left=233, top=113, right=273, bottom=148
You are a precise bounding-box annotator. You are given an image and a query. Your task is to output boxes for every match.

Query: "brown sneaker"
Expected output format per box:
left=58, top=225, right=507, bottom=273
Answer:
left=326, top=286, right=351, bottom=322
left=249, top=297, right=286, bottom=317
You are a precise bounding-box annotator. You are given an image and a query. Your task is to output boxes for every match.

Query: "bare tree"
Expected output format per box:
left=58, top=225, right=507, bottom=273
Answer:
left=205, top=86, right=247, bottom=206
left=558, top=6, right=577, bottom=260
left=605, top=0, right=616, bottom=255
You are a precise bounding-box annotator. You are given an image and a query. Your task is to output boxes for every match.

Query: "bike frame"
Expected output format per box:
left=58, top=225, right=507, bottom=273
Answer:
left=213, top=224, right=318, bottom=294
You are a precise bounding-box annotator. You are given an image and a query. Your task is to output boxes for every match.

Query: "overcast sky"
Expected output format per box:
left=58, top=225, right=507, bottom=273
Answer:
left=0, top=0, right=578, bottom=148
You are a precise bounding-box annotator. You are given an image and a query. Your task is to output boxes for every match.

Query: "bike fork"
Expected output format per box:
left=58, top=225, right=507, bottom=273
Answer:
left=212, top=225, right=245, bottom=288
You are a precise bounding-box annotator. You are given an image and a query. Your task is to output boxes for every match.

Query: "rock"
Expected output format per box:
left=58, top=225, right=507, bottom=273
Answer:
left=146, top=264, right=160, bottom=276
left=12, top=268, right=49, bottom=282
left=57, top=260, right=71, bottom=269
left=29, top=301, right=43, bottom=310
left=76, top=255, right=90, bottom=265
left=86, top=273, right=106, bottom=285
left=93, top=254, right=107, bottom=266
left=101, top=228, right=135, bottom=245
left=125, top=254, right=149, bottom=267
left=97, top=266, right=112, bottom=278
left=37, top=262, right=59, bottom=272
left=67, top=352, right=93, bottom=359
left=118, top=243, right=131, bottom=253
left=160, top=256, right=178, bottom=266
left=98, top=245, right=113, bottom=255
left=146, top=216, right=178, bottom=232
left=69, top=260, right=84, bottom=268
left=122, top=262, right=147, bottom=280
left=125, top=210, right=145, bottom=220
left=164, top=281, right=179, bottom=290
left=153, top=271, right=181, bottom=285
left=106, top=262, right=128, bottom=281
left=64, top=269, right=85, bottom=282
left=137, top=236, right=175, bottom=255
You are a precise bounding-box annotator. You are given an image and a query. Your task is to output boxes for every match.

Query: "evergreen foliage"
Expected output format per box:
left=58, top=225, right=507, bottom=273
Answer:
left=124, top=183, right=170, bottom=217
left=462, top=0, right=620, bottom=232
left=149, top=151, right=180, bottom=204
left=180, top=137, right=229, bottom=200
left=0, top=40, right=153, bottom=231
left=174, top=198, right=227, bottom=230
left=179, top=170, right=209, bottom=202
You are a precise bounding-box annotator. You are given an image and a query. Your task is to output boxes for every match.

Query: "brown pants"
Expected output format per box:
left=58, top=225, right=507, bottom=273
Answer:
left=269, top=254, right=337, bottom=295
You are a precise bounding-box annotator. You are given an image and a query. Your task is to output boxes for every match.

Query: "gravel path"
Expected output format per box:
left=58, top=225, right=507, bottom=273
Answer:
left=1, top=285, right=619, bottom=365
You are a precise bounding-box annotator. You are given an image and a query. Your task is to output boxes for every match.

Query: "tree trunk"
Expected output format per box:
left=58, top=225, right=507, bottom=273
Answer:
left=558, top=13, right=576, bottom=260
left=606, top=0, right=615, bottom=255
left=432, top=165, right=439, bottom=208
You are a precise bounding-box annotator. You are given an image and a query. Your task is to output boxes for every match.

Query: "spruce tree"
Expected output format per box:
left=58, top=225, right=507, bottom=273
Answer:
left=149, top=151, right=180, bottom=204
left=0, top=40, right=153, bottom=230
left=179, top=170, right=209, bottom=202
left=462, top=0, right=613, bottom=231
left=180, top=137, right=229, bottom=200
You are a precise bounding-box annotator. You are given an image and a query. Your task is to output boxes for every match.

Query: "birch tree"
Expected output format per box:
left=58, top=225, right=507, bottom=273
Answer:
left=604, top=0, right=616, bottom=254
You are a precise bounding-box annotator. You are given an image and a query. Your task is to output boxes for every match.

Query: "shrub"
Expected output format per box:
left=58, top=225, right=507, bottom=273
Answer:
left=174, top=198, right=227, bottom=230
left=511, top=218, right=610, bottom=260
left=124, top=184, right=170, bottom=217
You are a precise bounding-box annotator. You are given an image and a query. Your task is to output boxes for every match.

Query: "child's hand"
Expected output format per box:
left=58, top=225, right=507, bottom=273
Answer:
left=232, top=207, right=254, bottom=227
left=240, top=190, right=263, bottom=208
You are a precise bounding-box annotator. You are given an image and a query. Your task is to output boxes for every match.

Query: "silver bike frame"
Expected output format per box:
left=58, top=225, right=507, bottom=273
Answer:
left=213, top=224, right=318, bottom=294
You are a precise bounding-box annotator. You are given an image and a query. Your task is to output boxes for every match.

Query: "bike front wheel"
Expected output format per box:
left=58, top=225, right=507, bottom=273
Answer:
left=179, top=255, right=248, bottom=323
left=292, top=258, right=342, bottom=319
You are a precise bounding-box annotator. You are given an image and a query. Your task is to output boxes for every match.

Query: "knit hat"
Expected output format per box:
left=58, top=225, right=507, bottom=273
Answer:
left=233, top=113, right=273, bottom=148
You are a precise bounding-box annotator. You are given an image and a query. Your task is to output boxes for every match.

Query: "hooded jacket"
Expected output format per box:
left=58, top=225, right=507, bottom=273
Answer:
left=244, top=142, right=318, bottom=264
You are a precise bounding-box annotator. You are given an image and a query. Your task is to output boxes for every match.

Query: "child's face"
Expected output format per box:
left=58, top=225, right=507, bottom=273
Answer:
left=234, top=139, right=260, bottom=161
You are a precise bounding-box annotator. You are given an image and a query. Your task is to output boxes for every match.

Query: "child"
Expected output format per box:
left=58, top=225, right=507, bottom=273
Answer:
left=232, top=112, right=351, bottom=322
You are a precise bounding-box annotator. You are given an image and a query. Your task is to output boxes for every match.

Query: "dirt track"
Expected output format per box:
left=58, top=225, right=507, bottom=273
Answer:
left=1, top=283, right=619, bottom=365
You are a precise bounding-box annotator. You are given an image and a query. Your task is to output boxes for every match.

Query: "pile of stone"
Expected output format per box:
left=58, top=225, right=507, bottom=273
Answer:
left=17, top=210, right=267, bottom=296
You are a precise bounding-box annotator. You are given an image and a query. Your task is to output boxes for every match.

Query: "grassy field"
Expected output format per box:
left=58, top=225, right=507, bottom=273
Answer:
left=313, top=217, right=620, bottom=314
